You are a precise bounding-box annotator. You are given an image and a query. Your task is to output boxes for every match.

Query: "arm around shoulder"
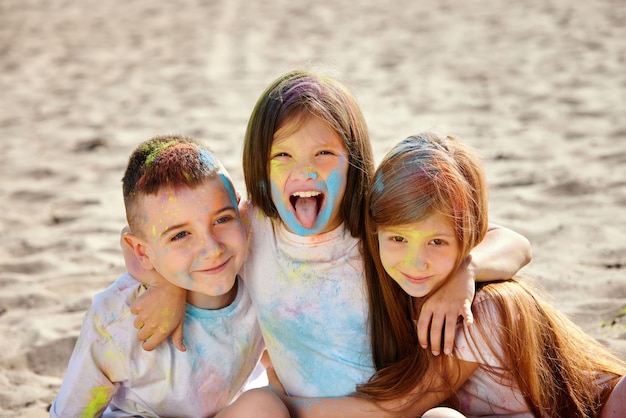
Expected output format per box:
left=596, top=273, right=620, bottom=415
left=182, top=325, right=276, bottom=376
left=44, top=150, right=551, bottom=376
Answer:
left=471, top=224, right=531, bottom=282
left=119, top=226, right=187, bottom=351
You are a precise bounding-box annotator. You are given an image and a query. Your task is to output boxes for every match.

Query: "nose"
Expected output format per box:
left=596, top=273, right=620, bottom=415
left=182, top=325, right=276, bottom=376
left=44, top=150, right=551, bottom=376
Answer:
left=293, top=162, right=318, bottom=180
left=200, top=233, right=225, bottom=259
left=406, top=249, right=428, bottom=270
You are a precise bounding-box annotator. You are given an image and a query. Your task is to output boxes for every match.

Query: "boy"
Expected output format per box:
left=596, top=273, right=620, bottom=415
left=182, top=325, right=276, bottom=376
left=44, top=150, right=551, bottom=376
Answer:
left=51, top=136, right=285, bottom=417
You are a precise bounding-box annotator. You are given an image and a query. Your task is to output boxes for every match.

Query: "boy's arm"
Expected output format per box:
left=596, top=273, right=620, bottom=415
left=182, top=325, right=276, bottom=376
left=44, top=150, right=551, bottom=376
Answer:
left=120, top=227, right=187, bottom=351
left=417, top=224, right=531, bottom=356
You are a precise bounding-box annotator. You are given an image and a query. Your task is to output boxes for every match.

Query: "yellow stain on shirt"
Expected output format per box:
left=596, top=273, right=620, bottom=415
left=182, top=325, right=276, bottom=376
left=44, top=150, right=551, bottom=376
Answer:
left=81, top=386, right=111, bottom=418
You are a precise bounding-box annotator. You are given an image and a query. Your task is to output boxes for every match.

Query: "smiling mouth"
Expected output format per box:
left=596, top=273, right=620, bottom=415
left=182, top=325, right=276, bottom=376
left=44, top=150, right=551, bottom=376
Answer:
left=290, top=191, right=324, bottom=229
left=198, top=258, right=230, bottom=274
left=403, top=273, right=431, bottom=284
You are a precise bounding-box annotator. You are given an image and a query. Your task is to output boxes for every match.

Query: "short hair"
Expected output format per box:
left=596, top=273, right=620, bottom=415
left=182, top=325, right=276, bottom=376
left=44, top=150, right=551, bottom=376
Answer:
left=122, top=135, right=230, bottom=237
left=242, top=69, right=374, bottom=238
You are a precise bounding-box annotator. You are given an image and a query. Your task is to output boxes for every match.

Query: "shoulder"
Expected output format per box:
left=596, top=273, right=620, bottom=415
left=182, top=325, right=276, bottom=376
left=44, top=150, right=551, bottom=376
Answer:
left=454, top=288, right=508, bottom=363
left=243, top=202, right=273, bottom=233
left=89, top=273, right=143, bottom=328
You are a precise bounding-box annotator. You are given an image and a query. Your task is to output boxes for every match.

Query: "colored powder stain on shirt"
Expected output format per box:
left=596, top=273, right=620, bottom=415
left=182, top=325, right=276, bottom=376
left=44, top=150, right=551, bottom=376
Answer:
left=92, top=315, right=112, bottom=340
left=81, top=386, right=111, bottom=418
left=284, top=260, right=311, bottom=283
left=105, top=348, right=123, bottom=364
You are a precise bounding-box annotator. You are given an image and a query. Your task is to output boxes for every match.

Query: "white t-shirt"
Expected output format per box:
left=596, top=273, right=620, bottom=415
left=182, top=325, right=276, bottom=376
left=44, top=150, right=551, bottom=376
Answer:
left=50, top=273, right=264, bottom=418
left=241, top=207, right=375, bottom=397
left=454, top=293, right=532, bottom=418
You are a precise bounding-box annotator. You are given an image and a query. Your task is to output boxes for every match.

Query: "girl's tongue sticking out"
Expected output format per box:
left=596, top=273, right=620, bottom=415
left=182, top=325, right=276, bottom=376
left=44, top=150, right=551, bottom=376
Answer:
left=292, top=192, right=322, bottom=229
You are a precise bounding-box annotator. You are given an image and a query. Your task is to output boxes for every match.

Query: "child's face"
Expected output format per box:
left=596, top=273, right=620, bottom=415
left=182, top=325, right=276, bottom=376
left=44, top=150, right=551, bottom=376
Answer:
left=377, top=212, right=460, bottom=298
left=269, top=116, right=349, bottom=236
left=138, top=176, right=246, bottom=306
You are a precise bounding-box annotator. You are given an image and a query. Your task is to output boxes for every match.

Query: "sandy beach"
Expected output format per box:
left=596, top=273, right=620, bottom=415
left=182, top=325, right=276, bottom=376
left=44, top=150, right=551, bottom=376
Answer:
left=0, top=0, right=625, bottom=416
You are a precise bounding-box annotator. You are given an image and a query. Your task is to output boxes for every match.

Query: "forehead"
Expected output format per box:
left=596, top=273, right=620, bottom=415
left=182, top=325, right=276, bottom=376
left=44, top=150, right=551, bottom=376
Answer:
left=273, top=115, right=344, bottom=148
left=380, top=212, right=456, bottom=235
left=139, top=175, right=235, bottom=210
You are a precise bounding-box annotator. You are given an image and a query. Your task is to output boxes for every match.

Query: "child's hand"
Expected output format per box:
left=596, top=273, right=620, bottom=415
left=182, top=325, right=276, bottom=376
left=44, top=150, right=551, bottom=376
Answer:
left=416, top=256, right=475, bottom=356
left=132, top=282, right=187, bottom=351
left=120, top=226, right=187, bottom=351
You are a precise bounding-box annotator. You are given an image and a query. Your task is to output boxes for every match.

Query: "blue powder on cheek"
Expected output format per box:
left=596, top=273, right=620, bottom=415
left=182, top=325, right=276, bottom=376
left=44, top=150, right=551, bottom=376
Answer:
left=270, top=182, right=309, bottom=235
left=270, top=169, right=346, bottom=236
left=312, top=169, right=343, bottom=230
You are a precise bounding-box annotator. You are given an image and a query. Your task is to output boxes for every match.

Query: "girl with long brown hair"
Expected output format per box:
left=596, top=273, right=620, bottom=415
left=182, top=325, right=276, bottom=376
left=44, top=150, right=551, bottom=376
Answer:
left=278, top=132, right=626, bottom=417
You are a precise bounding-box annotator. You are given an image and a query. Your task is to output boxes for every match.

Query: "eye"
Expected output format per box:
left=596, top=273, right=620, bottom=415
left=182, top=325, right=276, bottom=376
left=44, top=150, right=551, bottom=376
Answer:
left=171, top=231, right=189, bottom=241
left=318, top=150, right=335, bottom=156
left=271, top=151, right=290, bottom=159
left=390, top=235, right=407, bottom=243
left=430, top=238, right=447, bottom=246
left=215, top=215, right=233, bottom=225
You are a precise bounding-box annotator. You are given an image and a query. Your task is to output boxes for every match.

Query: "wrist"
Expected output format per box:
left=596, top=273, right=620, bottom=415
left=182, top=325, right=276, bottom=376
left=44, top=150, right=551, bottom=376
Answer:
left=465, top=254, right=477, bottom=282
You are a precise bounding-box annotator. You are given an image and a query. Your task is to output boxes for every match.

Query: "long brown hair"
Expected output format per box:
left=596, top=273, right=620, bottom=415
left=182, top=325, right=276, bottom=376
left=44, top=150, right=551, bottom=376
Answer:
left=469, top=278, right=626, bottom=417
left=357, top=132, right=626, bottom=417
left=242, top=69, right=374, bottom=238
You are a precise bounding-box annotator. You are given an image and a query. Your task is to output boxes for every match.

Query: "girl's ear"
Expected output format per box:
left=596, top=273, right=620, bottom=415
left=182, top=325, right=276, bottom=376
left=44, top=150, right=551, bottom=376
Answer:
left=122, top=232, right=155, bottom=271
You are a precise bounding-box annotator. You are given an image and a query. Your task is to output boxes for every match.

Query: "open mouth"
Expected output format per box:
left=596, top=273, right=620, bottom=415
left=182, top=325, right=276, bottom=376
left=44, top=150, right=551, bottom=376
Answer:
left=289, top=191, right=324, bottom=229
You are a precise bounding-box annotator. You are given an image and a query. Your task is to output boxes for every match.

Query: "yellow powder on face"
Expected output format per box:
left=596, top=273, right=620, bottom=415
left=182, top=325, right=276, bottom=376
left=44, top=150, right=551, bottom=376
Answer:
left=81, top=386, right=111, bottom=417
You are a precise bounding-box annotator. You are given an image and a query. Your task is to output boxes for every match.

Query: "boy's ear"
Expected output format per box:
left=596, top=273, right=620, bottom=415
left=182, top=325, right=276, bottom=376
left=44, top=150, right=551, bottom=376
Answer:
left=122, top=232, right=155, bottom=271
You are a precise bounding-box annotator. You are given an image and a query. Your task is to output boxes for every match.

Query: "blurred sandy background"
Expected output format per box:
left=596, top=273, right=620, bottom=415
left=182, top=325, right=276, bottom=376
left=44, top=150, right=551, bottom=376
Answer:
left=1, top=0, right=625, bottom=416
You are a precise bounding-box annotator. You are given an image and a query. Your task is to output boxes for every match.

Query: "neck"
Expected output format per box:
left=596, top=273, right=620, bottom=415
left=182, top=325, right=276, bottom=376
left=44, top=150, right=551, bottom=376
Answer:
left=186, top=279, right=238, bottom=310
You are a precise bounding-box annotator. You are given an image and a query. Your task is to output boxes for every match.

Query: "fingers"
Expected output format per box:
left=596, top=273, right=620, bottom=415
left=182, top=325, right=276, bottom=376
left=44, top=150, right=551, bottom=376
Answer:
left=417, top=304, right=468, bottom=356
left=130, top=294, right=146, bottom=316
left=416, top=309, right=432, bottom=350
left=429, top=313, right=444, bottom=356
left=133, top=313, right=144, bottom=329
left=171, top=322, right=186, bottom=352
left=462, top=300, right=474, bottom=327
left=136, top=325, right=150, bottom=341
left=441, top=301, right=473, bottom=356
left=141, top=336, right=159, bottom=351
left=442, top=315, right=456, bottom=356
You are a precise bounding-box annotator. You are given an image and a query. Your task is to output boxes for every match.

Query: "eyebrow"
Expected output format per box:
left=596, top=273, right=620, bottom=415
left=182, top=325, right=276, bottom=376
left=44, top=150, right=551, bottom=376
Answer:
left=381, top=227, right=455, bottom=237
left=159, top=204, right=237, bottom=238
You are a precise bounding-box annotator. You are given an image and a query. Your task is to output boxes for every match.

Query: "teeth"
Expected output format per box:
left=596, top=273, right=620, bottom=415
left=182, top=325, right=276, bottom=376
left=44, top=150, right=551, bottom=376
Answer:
left=292, top=191, right=321, bottom=198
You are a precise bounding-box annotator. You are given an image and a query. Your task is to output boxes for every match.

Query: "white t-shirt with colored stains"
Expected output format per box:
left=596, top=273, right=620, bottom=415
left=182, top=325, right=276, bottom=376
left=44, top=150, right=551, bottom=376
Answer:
left=50, top=273, right=263, bottom=418
left=241, top=206, right=375, bottom=397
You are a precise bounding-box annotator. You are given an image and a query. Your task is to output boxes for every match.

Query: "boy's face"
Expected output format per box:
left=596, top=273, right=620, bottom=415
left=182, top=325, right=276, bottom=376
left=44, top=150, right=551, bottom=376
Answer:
left=136, top=176, right=246, bottom=305
left=269, top=116, right=349, bottom=236
left=377, top=212, right=460, bottom=298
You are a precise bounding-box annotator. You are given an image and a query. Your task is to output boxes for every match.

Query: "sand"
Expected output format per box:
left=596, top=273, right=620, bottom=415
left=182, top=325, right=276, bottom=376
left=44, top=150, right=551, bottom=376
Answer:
left=0, top=0, right=625, bottom=416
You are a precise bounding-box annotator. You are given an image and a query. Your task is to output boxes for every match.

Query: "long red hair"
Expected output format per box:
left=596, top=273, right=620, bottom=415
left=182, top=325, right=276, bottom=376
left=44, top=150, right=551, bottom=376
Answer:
left=357, top=132, right=626, bottom=417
